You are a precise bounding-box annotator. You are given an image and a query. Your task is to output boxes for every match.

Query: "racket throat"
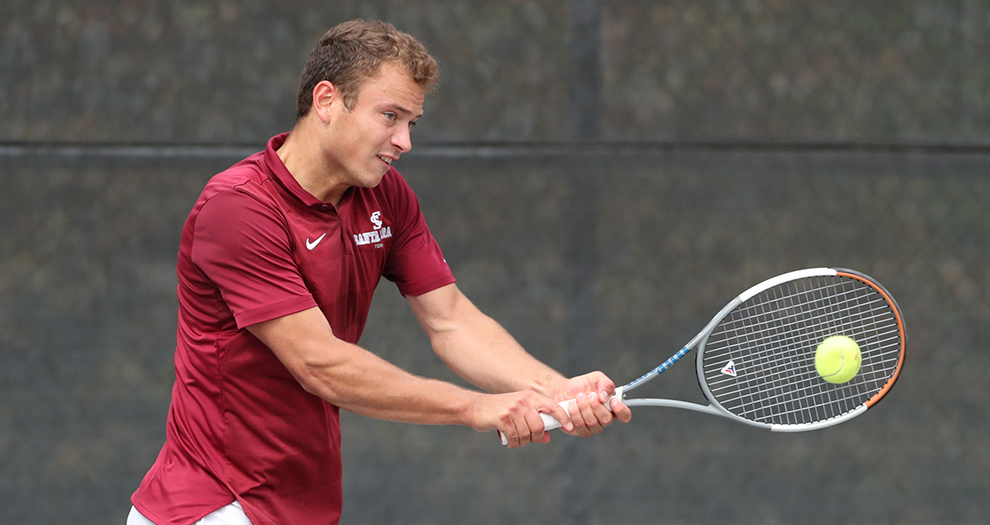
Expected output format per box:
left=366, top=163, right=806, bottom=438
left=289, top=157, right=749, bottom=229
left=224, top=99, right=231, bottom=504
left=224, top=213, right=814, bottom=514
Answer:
left=608, top=386, right=628, bottom=410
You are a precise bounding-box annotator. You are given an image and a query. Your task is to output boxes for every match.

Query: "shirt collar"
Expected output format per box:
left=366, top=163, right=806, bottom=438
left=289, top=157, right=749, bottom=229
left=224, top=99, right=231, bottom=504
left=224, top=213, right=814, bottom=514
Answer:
left=263, top=132, right=331, bottom=210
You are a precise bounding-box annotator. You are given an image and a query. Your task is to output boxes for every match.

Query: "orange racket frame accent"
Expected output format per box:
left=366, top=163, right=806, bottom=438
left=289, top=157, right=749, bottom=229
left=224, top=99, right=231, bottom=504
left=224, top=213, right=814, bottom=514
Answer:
left=835, top=270, right=906, bottom=408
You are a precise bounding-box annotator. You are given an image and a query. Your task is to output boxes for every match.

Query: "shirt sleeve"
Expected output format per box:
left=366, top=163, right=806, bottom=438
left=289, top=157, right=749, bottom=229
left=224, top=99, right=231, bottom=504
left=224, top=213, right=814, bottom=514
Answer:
left=191, top=186, right=317, bottom=328
left=381, top=172, right=456, bottom=296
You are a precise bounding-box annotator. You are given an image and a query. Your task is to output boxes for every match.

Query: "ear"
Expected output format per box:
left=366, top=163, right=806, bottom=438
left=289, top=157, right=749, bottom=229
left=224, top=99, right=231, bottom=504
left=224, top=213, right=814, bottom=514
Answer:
left=311, top=80, right=339, bottom=123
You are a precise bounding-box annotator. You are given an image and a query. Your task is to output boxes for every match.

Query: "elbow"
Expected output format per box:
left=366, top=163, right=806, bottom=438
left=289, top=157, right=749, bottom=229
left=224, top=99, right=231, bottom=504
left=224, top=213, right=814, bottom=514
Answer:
left=294, top=369, right=326, bottom=398
left=285, top=358, right=340, bottom=401
left=429, top=334, right=459, bottom=365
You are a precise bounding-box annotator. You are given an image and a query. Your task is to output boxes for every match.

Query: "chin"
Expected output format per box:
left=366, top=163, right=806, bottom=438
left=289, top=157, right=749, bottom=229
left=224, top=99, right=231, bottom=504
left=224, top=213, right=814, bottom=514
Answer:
left=358, top=171, right=388, bottom=189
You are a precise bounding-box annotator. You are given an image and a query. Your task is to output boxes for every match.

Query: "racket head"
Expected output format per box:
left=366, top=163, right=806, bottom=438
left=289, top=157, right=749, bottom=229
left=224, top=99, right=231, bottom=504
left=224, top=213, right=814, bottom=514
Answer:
left=694, top=268, right=906, bottom=431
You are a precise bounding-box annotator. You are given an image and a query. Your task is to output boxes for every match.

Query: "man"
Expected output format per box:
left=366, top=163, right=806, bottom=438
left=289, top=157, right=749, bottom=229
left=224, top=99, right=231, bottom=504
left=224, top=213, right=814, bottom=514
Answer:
left=129, top=19, right=630, bottom=525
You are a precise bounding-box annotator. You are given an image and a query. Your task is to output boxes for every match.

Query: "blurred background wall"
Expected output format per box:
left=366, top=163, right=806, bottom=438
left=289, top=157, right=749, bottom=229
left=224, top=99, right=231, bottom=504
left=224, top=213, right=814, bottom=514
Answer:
left=2, top=1, right=988, bottom=523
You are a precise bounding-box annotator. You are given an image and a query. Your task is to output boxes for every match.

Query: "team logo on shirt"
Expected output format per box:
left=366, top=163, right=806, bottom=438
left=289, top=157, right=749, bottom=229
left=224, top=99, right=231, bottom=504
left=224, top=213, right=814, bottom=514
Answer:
left=353, top=211, right=392, bottom=248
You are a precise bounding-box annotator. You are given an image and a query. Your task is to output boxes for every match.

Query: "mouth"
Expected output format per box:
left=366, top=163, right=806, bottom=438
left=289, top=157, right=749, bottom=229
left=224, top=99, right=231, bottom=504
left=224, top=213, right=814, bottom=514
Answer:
left=376, top=155, right=394, bottom=166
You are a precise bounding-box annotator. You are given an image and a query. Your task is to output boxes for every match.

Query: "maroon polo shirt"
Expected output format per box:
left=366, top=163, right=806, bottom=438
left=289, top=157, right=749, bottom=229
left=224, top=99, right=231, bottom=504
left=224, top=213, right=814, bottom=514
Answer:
left=132, top=133, right=455, bottom=524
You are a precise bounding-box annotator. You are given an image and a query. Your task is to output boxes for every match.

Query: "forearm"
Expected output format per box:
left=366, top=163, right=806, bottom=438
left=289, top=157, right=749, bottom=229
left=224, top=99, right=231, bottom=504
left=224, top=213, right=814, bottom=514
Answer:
left=302, top=342, right=486, bottom=425
left=432, top=313, right=566, bottom=397
left=248, top=306, right=486, bottom=427
left=408, top=284, right=568, bottom=398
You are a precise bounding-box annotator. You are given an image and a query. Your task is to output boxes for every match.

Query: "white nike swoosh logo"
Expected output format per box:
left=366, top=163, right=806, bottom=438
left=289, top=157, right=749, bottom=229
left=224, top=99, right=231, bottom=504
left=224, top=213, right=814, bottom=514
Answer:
left=305, top=233, right=327, bottom=250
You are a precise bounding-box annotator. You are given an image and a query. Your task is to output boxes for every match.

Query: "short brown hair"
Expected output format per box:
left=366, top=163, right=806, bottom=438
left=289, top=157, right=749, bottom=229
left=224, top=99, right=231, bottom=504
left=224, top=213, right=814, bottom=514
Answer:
left=296, top=19, right=439, bottom=119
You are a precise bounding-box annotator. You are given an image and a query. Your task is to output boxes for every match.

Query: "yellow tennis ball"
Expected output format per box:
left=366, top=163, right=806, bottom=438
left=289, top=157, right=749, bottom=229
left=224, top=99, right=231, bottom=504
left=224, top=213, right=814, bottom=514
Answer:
left=814, top=335, right=861, bottom=384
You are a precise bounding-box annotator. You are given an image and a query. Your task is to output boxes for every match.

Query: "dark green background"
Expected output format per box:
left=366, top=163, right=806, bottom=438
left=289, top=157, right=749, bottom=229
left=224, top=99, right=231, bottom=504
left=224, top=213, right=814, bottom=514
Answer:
left=2, top=1, right=987, bottom=523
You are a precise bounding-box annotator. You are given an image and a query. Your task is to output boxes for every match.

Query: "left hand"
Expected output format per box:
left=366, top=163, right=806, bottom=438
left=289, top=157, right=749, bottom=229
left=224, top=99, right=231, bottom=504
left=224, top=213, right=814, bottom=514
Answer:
left=553, top=372, right=632, bottom=438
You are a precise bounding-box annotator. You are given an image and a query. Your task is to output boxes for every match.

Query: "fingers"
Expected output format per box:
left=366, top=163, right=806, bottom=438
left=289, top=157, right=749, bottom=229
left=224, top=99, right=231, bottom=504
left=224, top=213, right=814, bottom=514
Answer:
left=499, top=412, right=536, bottom=449
left=564, top=392, right=614, bottom=437
left=608, top=396, right=633, bottom=424
left=557, top=372, right=632, bottom=438
left=545, top=402, right=573, bottom=433
left=502, top=414, right=552, bottom=448
left=579, top=371, right=616, bottom=400
left=496, top=394, right=565, bottom=449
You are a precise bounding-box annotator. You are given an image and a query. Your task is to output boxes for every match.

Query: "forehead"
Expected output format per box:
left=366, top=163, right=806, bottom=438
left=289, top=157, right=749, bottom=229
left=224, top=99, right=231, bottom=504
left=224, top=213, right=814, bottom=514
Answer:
left=355, top=62, right=426, bottom=111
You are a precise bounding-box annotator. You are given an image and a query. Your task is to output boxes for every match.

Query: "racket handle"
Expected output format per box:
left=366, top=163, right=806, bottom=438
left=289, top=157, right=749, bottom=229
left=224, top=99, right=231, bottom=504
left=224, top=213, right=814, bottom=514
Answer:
left=541, top=411, right=565, bottom=432
left=497, top=391, right=625, bottom=445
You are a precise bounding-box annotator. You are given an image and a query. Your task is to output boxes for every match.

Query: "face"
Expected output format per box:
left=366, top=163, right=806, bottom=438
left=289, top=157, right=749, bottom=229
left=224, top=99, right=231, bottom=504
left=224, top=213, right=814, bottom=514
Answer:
left=319, top=62, right=425, bottom=190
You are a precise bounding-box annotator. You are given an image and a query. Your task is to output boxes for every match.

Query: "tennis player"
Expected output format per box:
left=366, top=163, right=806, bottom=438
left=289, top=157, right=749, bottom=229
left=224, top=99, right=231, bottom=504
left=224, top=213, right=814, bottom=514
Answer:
left=127, top=19, right=630, bottom=524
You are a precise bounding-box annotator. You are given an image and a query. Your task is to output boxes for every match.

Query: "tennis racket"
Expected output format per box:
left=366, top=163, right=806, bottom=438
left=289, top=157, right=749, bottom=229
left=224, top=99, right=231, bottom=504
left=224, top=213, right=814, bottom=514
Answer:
left=499, top=267, right=905, bottom=444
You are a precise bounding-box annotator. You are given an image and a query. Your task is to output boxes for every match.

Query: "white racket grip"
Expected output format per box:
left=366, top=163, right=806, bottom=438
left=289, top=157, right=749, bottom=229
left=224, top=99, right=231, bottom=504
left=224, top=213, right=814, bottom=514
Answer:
left=497, top=391, right=624, bottom=445
left=498, top=401, right=569, bottom=446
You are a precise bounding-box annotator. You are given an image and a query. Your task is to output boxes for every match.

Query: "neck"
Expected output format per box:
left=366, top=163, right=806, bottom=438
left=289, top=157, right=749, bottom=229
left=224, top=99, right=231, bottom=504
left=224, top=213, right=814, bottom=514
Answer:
left=276, top=121, right=348, bottom=207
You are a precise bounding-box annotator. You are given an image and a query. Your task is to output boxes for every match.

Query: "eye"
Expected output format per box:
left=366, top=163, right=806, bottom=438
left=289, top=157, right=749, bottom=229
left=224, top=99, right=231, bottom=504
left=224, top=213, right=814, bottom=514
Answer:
left=384, top=112, right=397, bottom=122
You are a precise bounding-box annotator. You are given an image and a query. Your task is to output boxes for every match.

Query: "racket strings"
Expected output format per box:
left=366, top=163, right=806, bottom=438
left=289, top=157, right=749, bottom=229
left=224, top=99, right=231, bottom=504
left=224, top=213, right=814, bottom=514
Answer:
left=728, top=284, right=896, bottom=423
left=701, top=275, right=903, bottom=427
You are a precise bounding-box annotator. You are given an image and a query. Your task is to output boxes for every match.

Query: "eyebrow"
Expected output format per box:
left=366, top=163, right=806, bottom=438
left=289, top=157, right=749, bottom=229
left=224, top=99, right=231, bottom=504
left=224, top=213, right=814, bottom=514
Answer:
left=381, top=102, right=422, bottom=120
left=394, top=103, right=412, bottom=115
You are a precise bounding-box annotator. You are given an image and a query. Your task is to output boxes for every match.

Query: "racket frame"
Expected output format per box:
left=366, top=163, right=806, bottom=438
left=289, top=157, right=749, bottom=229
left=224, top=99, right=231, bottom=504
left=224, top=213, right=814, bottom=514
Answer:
left=613, top=267, right=905, bottom=432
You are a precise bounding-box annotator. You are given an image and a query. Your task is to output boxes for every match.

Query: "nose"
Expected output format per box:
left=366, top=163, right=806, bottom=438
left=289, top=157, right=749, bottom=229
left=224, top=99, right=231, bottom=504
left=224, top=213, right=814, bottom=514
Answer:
left=392, top=125, right=412, bottom=153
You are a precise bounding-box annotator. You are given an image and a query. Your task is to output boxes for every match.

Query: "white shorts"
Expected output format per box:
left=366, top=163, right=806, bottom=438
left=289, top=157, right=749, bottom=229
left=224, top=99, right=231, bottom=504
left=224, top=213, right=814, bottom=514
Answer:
left=127, top=501, right=252, bottom=525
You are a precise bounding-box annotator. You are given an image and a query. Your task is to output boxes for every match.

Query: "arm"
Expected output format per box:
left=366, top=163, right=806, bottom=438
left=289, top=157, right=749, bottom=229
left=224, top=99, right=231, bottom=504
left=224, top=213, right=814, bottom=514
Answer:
left=246, top=305, right=572, bottom=447
left=406, top=283, right=564, bottom=396
left=407, top=283, right=631, bottom=438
